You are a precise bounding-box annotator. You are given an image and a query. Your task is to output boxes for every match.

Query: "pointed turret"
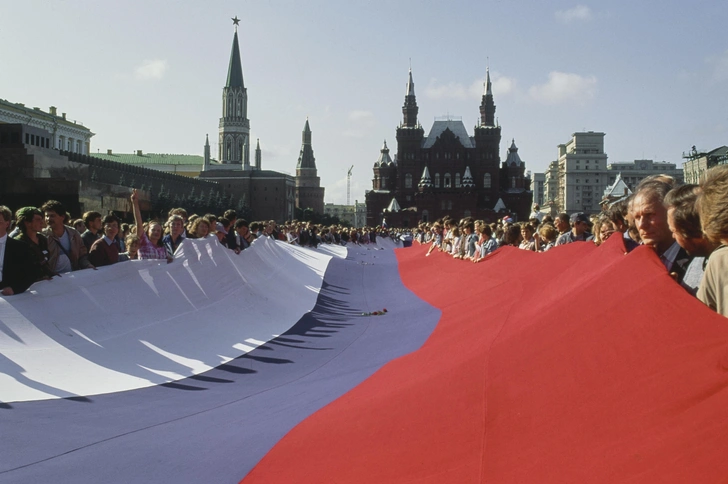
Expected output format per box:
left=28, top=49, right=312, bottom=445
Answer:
left=479, top=66, right=496, bottom=127
left=406, top=68, right=415, bottom=97
left=203, top=134, right=211, bottom=171
left=462, top=166, right=475, bottom=188
left=386, top=197, right=401, bottom=212
left=418, top=165, right=433, bottom=189
left=374, top=140, right=393, bottom=166
left=255, top=138, right=261, bottom=170
left=402, top=68, right=419, bottom=128
left=297, top=118, right=316, bottom=170
left=505, top=138, right=523, bottom=166
left=226, top=30, right=245, bottom=88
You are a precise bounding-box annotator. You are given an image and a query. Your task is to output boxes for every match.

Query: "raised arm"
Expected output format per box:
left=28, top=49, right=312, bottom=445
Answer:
left=131, top=189, right=143, bottom=236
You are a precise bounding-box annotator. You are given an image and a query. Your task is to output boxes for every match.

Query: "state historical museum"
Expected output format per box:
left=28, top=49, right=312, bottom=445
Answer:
left=365, top=68, right=531, bottom=227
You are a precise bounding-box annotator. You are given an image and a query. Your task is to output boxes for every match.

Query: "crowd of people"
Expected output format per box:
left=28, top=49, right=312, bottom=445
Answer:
left=2, top=167, right=728, bottom=320
left=414, top=166, right=728, bottom=319
left=0, top=190, right=395, bottom=296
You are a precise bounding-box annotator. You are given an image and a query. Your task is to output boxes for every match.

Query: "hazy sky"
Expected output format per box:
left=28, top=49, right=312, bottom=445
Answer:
left=2, top=1, right=727, bottom=204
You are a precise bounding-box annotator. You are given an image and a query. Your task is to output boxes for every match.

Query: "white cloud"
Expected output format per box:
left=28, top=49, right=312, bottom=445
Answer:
left=555, top=5, right=593, bottom=24
left=134, top=59, right=168, bottom=80
left=343, top=110, right=376, bottom=138
left=528, top=71, right=597, bottom=105
left=706, top=49, right=728, bottom=83
left=425, top=79, right=470, bottom=100
left=349, top=110, right=375, bottom=122
left=492, top=75, right=516, bottom=96
left=425, top=75, right=517, bottom=100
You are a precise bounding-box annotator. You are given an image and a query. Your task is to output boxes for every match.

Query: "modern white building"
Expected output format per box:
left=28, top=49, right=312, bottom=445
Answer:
left=607, top=159, right=683, bottom=189
left=556, top=132, right=609, bottom=213
left=0, top=99, right=94, bottom=154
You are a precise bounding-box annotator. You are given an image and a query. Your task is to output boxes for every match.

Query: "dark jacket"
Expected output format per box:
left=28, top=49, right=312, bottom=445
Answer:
left=1, top=237, right=42, bottom=294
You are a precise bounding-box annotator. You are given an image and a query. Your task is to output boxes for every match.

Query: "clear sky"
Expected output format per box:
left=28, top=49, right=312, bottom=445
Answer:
left=2, top=0, right=727, bottom=204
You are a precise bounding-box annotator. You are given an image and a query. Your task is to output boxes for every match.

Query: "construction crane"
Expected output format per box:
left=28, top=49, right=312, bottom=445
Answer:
left=347, top=165, right=354, bottom=205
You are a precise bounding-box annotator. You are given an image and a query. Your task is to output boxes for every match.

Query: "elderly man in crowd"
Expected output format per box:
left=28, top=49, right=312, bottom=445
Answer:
left=631, top=180, right=692, bottom=284
left=41, top=200, right=94, bottom=273
left=0, top=205, right=42, bottom=295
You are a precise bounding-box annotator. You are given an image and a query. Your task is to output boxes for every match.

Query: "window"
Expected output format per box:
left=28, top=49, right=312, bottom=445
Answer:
left=444, top=173, right=451, bottom=188
left=435, top=173, right=441, bottom=188
left=455, top=173, right=461, bottom=188
left=463, top=210, right=471, bottom=217
left=447, top=200, right=453, bottom=210
left=484, top=173, right=491, bottom=188
left=381, top=177, right=386, bottom=188
left=511, top=176, right=516, bottom=188
left=421, top=210, right=429, bottom=223
left=440, top=200, right=446, bottom=209
left=405, top=173, right=412, bottom=188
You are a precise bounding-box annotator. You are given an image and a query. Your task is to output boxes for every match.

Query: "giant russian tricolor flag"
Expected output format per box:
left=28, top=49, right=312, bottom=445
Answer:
left=2, top=235, right=728, bottom=483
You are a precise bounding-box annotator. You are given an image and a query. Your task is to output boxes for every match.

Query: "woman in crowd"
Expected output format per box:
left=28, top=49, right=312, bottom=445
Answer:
left=535, top=223, right=558, bottom=252
left=131, top=190, right=170, bottom=261
left=189, top=217, right=212, bottom=239
left=14, top=206, right=55, bottom=280
left=474, top=224, right=498, bottom=262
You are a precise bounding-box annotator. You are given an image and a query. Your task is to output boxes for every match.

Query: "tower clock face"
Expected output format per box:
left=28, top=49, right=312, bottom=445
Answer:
left=640, top=161, right=647, bottom=169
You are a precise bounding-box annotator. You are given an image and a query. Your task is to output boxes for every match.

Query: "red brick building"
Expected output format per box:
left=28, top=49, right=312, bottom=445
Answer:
left=365, top=68, right=531, bottom=227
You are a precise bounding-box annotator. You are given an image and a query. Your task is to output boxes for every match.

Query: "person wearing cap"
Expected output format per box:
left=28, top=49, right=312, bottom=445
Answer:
left=214, top=222, right=228, bottom=246
left=555, top=212, right=592, bottom=246
left=0, top=205, right=43, bottom=295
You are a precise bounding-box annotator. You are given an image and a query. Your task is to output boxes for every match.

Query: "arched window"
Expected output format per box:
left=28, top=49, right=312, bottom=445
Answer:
left=237, top=100, right=241, bottom=116
left=484, top=173, right=492, bottom=188
left=434, top=173, right=441, bottom=188
left=381, top=177, right=386, bottom=189
left=444, top=173, right=451, bottom=188
left=238, top=141, right=243, bottom=162
left=226, top=140, right=231, bottom=161
left=455, top=173, right=461, bottom=188
left=405, top=173, right=413, bottom=188
left=511, top=176, right=516, bottom=188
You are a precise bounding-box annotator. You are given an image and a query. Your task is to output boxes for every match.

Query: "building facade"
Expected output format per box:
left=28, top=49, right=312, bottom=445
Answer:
left=606, top=159, right=683, bottom=190
left=556, top=132, right=609, bottom=214
left=0, top=99, right=94, bottom=155
left=365, top=68, right=531, bottom=227
left=682, top=146, right=728, bottom=184
left=531, top=172, right=545, bottom=208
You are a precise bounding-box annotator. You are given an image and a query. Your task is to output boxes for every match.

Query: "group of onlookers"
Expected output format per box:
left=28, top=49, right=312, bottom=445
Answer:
left=0, top=189, right=391, bottom=296
left=416, top=166, right=728, bottom=319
